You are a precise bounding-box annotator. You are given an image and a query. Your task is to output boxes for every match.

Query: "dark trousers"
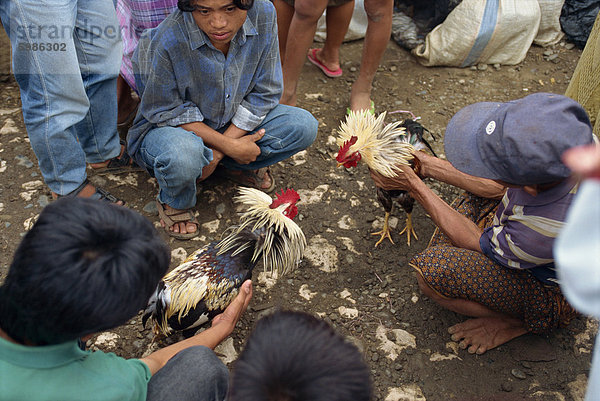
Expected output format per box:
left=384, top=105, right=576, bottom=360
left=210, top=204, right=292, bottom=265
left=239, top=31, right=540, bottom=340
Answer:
left=147, top=346, right=228, bottom=401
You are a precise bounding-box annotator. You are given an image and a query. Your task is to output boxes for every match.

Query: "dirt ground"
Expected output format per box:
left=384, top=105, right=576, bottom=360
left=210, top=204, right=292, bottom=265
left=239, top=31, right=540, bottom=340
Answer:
left=0, top=27, right=597, bottom=401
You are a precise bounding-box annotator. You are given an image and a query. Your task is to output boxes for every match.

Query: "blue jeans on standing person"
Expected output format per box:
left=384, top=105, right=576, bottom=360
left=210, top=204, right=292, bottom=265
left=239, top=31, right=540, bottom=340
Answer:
left=134, top=104, right=318, bottom=210
left=0, top=0, right=122, bottom=195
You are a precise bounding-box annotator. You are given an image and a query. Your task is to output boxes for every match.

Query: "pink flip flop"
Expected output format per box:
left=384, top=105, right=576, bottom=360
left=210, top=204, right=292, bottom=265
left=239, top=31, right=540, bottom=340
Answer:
left=307, top=48, right=342, bottom=78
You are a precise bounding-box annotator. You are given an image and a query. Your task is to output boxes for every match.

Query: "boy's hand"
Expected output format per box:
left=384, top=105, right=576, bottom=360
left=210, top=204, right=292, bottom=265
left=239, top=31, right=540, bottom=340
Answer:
left=211, top=280, right=253, bottom=335
left=228, top=129, right=265, bottom=164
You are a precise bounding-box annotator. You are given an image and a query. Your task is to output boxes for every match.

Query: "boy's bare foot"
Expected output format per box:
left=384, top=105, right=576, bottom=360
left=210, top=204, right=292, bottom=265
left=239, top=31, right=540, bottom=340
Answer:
left=448, top=317, right=527, bottom=355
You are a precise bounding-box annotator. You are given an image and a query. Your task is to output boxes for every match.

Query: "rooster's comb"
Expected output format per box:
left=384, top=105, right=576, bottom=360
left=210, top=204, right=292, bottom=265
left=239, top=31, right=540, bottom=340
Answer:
left=270, top=188, right=300, bottom=209
left=336, top=136, right=358, bottom=162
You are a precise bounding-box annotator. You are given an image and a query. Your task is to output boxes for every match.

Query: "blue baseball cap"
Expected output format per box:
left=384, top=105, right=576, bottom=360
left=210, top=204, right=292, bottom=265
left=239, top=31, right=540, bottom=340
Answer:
left=444, top=93, right=594, bottom=185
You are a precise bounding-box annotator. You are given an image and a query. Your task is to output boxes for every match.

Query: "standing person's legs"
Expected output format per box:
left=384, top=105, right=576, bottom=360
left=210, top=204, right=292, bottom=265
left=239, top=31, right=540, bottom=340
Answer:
left=349, top=0, right=392, bottom=112
left=279, top=0, right=328, bottom=106
left=0, top=0, right=121, bottom=196
left=72, top=0, right=122, bottom=164
left=311, top=1, right=354, bottom=75
left=146, top=346, right=229, bottom=401
left=273, top=0, right=295, bottom=62
left=219, top=104, right=317, bottom=171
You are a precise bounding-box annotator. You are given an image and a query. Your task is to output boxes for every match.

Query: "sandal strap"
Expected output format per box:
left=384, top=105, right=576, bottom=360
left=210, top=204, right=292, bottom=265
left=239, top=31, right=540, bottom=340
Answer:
left=92, top=187, right=122, bottom=203
left=57, top=179, right=124, bottom=204
left=156, top=201, right=196, bottom=227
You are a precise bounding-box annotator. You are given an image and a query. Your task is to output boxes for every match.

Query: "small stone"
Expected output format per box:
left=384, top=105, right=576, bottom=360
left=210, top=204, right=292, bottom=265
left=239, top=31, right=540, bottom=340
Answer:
left=143, top=201, right=158, bottom=215
left=371, top=353, right=379, bottom=362
left=543, top=49, right=554, bottom=56
left=477, top=63, right=488, bottom=71
left=520, top=361, right=532, bottom=369
left=493, top=63, right=501, bottom=70
left=215, top=203, right=226, bottom=215
left=350, top=66, right=357, bottom=72
left=511, top=368, right=527, bottom=380
left=547, top=54, right=559, bottom=62
left=37, top=195, right=49, bottom=207
left=4, top=222, right=11, bottom=228
left=346, top=254, right=354, bottom=264
left=565, top=43, right=575, bottom=50
left=15, top=155, right=34, bottom=168
left=501, top=382, right=513, bottom=392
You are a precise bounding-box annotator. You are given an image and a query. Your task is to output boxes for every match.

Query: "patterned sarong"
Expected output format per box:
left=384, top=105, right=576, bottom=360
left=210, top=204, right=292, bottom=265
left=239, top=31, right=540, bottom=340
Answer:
left=409, top=192, right=577, bottom=334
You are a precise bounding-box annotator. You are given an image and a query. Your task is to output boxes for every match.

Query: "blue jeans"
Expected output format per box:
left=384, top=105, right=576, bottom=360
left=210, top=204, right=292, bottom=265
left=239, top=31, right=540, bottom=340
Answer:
left=146, top=346, right=228, bottom=401
left=0, top=0, right=122, bottom=195
left=135, top=104, right=318, bottom=209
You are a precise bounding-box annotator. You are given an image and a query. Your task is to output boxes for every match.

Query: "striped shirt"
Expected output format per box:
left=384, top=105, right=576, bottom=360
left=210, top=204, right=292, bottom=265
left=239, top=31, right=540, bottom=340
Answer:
left=116, top=0, right=178, bottom=90
left=479, top=179, right=579, bottom=284
left=127, top=0, right=282, bottom=157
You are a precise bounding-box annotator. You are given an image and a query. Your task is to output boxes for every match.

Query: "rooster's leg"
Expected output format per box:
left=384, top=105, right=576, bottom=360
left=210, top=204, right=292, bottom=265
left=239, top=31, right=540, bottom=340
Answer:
left=398, top=212, right=418, bottom=246
left=372, top=212, right=394, bottom=247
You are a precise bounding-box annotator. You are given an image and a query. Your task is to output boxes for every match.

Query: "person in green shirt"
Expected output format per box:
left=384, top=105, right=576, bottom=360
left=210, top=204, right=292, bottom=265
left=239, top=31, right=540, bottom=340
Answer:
left=0, top=197, right=252, bottom=401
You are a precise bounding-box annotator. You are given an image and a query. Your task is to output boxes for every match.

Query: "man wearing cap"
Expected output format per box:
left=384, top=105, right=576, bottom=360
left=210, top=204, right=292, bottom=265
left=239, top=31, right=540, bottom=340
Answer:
left=371, top=92, right=595, bottom=355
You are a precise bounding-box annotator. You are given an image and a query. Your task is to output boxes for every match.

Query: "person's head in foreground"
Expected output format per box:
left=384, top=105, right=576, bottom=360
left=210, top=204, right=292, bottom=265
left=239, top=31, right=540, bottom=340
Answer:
left=228, top=310, right=373, bottom=401
left=0, top=197, right=170, bottom=345
left=444, top=92, right=594, bottom=189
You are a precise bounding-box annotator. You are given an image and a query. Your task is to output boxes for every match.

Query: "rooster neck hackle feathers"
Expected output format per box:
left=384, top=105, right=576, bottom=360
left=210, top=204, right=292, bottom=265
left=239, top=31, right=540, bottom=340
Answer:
left=217, top=187, right=305, bottom=276
left=337, top=110, right=416, bottom=177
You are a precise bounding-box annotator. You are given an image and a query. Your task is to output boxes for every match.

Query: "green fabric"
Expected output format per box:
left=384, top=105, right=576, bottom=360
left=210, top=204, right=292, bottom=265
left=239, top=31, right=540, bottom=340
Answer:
left=0, top=336, right=151, bottom=401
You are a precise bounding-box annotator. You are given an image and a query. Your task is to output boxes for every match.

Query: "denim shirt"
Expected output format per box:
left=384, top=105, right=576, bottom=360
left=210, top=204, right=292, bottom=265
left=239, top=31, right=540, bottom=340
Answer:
left=128, top=0, right=282, bottom=157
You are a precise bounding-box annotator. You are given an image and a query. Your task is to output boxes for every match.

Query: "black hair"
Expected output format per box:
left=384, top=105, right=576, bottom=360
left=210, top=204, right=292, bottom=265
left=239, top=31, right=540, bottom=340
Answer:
left=178, top=0, right=254, bottom=12
left=0, top=198, right=170, bottom=345
left=228, top=310, right=373, bottom=401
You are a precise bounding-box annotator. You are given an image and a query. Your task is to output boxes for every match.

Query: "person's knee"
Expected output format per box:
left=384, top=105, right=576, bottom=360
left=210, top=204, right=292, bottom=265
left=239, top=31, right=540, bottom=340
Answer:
left=288, top=109, right=318, bottom=148
left=154, top=137, right=207, bottom=180
left=184, top=346, right=228, bottom=385
left=148, top=346, right=228, bottom=401
left=294, top=0, right=327, bottom=21
left=363, top=0, right=392, bottom=21
left=416, top=271, right=439, bottom=300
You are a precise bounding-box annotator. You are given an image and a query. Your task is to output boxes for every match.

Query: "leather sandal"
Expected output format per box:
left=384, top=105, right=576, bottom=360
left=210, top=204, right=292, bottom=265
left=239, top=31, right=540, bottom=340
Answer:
left=57, top=179, right=125, bottom=205
left=156, top=201, right=200, bottom=240
left=218, top=167, right=276, bottom=193
left=91, top=140, right=144, bottom=175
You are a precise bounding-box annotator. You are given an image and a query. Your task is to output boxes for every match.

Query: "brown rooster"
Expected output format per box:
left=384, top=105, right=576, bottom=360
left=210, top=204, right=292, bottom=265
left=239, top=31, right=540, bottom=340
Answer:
left=336, top=110, right=435, bottom=247
left=142, top=187, right=306, bottom=338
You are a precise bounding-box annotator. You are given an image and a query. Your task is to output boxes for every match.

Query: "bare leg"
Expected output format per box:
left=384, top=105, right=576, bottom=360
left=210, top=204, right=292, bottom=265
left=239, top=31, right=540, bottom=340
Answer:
left=117, top=75, right=139, bottom=124
left=280, top=0, right=329, bottom=106
left=273, top=0, right=294, bottom=62
left=315, top=1, right=355, bottom=73
left=416, top=272, right=528, bottom=354
left=349, top=0, right=393, bottom=112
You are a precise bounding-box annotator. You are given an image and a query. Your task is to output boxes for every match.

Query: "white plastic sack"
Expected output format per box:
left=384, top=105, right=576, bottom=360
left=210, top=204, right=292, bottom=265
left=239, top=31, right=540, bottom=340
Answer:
left=314, top=0, right=368, bottom=43
left=412, top=0, right=542, bottom=67
left=534, top=0, right=565, bottom=47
